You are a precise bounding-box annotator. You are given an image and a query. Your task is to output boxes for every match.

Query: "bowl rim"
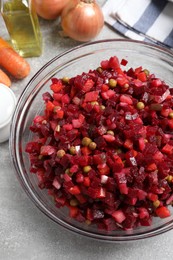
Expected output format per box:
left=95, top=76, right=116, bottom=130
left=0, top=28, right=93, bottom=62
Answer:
left=9, top=38, right=173, bottom=242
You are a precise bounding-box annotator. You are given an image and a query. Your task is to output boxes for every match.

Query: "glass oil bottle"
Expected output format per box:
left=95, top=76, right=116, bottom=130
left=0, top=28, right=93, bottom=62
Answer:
left=0, top=0, right=42, bottom=57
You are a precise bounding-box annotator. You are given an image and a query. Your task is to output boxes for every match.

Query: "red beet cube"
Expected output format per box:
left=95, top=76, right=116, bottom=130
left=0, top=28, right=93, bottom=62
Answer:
left=112, top=210, right=126, bottom=223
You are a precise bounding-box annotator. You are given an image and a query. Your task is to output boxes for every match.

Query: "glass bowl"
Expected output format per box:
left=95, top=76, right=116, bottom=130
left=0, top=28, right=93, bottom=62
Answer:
left=10, top=39, right=173, bottom=242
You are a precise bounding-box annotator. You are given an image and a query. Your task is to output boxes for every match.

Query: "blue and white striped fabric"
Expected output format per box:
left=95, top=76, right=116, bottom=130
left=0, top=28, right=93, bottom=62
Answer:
left=102, top=0, right=173, bottom=49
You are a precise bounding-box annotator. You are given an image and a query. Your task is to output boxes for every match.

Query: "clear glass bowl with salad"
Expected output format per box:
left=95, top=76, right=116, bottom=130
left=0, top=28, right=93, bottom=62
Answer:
left=10, top=39, right=173, bottom=242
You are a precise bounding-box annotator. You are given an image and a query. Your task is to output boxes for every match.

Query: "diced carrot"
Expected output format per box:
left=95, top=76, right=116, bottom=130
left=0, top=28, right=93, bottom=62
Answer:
left=0, top=37, right=30, bottom=79
left=117, top=76, right=129, bottom=86
left=46, top=101, right=55, bottom=111
left=50, top=81, right=63, bottom=93
left=147, top=193, right=158, bottom=202
left=146, top=163, right=157, bottom=171
left=124, top=138, right=133, bottom=149
left=101, top=84, right=109, bottom=92
left=97, top=163, right=110, bottom=175
left=155, top=206, right=171, bottom=218
left=135, top=66, right=142, bottom=74
left=137, top=71, right=147, bottom=82
left=0, top=68, right=11, bottom=87
left=69, top=186, right=81, bottom=195
left=81, top=146, right=92, bottom=155
left=162, top=143, right=173, bottom=155
left=83, top=177, right=91, bottom=187
left=69, top=206, right=79, bottom=218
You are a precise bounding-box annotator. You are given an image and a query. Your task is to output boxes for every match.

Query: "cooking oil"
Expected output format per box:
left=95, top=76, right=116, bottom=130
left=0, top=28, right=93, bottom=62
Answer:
left=1, top=0, right=42, bottom=57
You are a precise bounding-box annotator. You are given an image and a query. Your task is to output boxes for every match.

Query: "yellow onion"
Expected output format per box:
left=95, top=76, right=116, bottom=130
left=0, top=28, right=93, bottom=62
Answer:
left=61, top=0, right=104, bottom=42
left=32, top=0, right=70, bottom=20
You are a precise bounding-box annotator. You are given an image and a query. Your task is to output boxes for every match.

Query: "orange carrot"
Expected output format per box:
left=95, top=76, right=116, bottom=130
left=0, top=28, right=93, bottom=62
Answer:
left=0, top=37, right=30, bottom=79
left=0, top=68, right=11, bottom=87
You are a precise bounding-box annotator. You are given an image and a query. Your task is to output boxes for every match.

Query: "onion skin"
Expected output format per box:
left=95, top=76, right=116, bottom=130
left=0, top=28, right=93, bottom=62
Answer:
left=32, top=0, right=70, bottom=20
left=61, top=0, right=104, bottom=42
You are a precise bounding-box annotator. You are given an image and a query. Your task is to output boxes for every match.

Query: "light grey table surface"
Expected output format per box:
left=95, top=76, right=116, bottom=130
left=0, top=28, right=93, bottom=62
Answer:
left=1, top=1, right=173, bottom=260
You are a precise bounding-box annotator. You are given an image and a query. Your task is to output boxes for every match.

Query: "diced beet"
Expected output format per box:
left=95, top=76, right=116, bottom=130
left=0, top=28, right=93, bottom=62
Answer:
left=72, top=119, right=82, bottom=128
left=40, top=145, right=56, bottom=156
left=168, top=119, right=173, bottom=129
left=61, top=94, right=70, bottom=104
left=63, top=173, right=72, bottom=182
left=151, top=78, right=162, bottom=88
left=138, top=208, right=149, bottom=219
left=112, top=210, right=126, bottom=223
left=75, top=194, right=87, bottom=204
left=101, top=89, right=115, bottom=100
left=119, top=183, right=128, bottom=195
left=82, top=79, right=95, bottom=92
left=93, top=153, right=106, bottom=165
left=25, top=142, right=41, bottom=154
left=63, top=124, right=73, bottom=131
left=117, top=76, right=129, bottom=86
left=121, top=58, right=128, bottom=66
left=55, top=196, right=66, bottom=207
left=166, top=194, right=173, bottom=205
left=42, top=92, right=53, bottom=102
left=125, top=197, right=137, bottom=206
left=52, top=177, right=61, bottom=190
left=103, top=135, right=115, bottom=142
left=75, top=172, right=84, bottom=183
left=100, top=59, right=109, bottom=70
left=120, top=95, right=133, bottom=105
left=108, top=56, right=120, bottom=70
left=84, top=91, right=99, bottom=102
left=147, top=193, right=158, bottom=202
left=26, top=54, right=173, bottom=232
left=103, top=218, right=118, bottom=231
left=137, top=189, right=147, bottom=200
left=140, top=217, right=152, bottom=226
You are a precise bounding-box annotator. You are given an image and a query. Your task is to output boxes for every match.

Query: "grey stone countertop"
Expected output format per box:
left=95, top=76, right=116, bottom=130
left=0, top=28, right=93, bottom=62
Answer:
left=1, top=1, right=173, bottom=260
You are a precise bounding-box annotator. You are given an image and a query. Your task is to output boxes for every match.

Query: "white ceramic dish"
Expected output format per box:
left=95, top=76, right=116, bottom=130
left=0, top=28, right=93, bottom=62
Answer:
left=0, top=83, right=16, bottom=143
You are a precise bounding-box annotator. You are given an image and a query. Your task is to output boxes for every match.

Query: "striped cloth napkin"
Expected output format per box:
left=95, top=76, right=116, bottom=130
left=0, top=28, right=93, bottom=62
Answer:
left=102, top=0, right=173, bottom=49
